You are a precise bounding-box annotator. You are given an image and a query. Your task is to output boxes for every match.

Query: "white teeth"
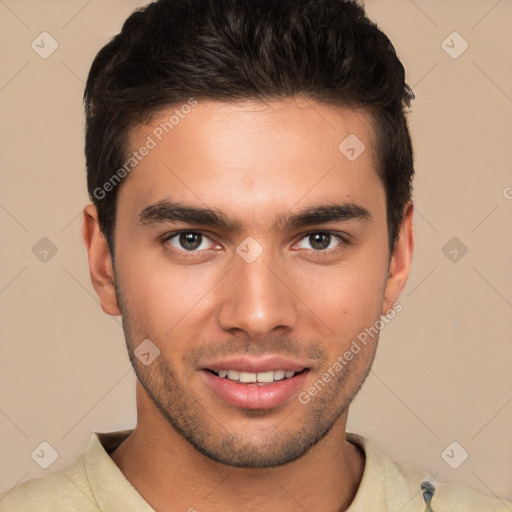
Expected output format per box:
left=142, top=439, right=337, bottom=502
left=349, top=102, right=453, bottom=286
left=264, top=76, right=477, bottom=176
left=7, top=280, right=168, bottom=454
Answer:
left=273, top=370, right=286, bottom=381
left=256, top=371, right=274, bottom=383
left=214, top=369, right=298, bottom=383
left=239, top=371, right=257, bottom=383
left=227, top=370, right=240, bottom=380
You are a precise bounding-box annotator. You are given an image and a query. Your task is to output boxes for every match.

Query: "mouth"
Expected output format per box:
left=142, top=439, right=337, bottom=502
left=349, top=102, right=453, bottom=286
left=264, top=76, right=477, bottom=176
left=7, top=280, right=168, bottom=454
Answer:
left=199, top=356, right=311, bottom=410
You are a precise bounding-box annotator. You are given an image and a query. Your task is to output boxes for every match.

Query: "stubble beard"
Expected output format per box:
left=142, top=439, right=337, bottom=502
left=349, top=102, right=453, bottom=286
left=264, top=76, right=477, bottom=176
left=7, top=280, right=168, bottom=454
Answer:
left=116, top=285, right=377, bottom=468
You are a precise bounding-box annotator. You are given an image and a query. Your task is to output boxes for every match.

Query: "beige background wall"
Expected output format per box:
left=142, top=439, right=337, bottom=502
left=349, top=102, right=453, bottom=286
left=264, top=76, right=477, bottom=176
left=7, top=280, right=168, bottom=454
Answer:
left=1, top=0, right=511, bottom=501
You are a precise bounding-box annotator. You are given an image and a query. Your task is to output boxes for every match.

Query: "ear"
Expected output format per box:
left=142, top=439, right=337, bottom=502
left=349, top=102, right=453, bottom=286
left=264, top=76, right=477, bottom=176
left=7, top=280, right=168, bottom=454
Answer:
left=82, top=204, right=121, bottom=316
left=382, top=202, right=414, bottom=315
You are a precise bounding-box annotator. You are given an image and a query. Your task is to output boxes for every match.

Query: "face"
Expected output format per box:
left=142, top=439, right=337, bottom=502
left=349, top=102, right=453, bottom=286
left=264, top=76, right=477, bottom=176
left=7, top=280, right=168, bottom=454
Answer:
left=86, top=97, right=412, bottom=468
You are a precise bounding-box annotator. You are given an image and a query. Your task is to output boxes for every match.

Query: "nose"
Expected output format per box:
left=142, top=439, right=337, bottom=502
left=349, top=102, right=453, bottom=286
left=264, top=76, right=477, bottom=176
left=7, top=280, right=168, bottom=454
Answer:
left=216, top=249, right=298, bottom=340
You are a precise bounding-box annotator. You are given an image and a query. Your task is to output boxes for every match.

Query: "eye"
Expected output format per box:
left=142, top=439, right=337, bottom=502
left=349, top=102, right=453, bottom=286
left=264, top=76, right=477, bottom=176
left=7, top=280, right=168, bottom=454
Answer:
left=295, top=232, right=346, bottom=252
left=164, top=231, right=219, bottom=252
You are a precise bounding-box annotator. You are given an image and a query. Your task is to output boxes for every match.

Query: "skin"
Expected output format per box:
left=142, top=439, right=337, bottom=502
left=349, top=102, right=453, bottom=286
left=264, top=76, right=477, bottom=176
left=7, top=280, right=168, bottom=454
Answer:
left=82, top=97, right=414, bottom=512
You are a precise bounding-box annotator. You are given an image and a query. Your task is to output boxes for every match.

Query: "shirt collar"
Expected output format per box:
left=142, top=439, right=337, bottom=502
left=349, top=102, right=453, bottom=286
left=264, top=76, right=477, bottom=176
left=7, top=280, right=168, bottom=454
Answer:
left=85, top=429, right=428, bottom=512
left=85, top=429, right=154, bottom=511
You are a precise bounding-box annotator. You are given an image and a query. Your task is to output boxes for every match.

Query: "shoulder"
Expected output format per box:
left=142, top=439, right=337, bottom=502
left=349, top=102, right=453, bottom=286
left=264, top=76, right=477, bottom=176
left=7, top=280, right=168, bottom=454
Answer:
left=391, top=456, right=510, bottom=512
left=0, top=430, right=135, bottom=512
left=432, top=480, right=512, bottom=511
left=347, top=432, right=511, bottom=512
left=0, top=453, right=96, bottom=511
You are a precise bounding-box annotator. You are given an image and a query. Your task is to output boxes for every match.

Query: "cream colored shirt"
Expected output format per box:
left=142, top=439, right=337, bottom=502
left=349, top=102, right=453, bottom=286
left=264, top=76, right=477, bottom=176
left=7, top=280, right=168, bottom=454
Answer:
left=1, top=430, right=510, bottom=511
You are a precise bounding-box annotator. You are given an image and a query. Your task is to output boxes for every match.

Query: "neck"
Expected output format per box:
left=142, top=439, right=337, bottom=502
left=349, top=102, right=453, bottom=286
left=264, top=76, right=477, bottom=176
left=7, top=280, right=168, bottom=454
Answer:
left=110, top=383, right=365, bottom=512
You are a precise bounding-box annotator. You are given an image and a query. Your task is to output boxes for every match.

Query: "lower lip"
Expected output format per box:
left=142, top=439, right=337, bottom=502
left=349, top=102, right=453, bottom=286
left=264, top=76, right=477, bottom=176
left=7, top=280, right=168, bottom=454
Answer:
left=201, top=370, right=309, bottom=410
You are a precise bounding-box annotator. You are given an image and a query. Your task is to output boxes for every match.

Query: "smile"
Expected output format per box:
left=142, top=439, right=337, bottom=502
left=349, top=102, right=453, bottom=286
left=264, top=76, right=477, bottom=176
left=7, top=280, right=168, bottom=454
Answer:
left=209, top=369, right=305, bottom=385
left=202, top=368, right=310, bottom=409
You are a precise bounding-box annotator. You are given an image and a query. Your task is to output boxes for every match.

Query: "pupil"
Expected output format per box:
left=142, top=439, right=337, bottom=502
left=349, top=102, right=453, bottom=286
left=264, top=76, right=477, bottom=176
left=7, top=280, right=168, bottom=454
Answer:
left=180, top=233, right=201, bottom=250
left=310, top=233, right=330, bottom=250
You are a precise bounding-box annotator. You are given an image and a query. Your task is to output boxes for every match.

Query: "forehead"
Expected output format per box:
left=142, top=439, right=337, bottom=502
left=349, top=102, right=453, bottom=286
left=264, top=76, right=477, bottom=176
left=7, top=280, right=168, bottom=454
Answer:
left=118, top=98, right=384, bottom=226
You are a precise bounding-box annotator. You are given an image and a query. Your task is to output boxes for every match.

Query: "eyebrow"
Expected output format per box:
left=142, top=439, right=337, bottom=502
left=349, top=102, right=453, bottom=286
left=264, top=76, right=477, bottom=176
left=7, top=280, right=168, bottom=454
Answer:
left=138, top=199, right=371, bottom=232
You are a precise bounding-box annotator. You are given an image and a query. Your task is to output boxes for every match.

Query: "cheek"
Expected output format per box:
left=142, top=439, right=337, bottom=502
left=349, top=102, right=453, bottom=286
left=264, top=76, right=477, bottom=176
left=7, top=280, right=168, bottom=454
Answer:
left=296, top=251, right=388, bottom=341
left=117, top=251, right=222, bottom=338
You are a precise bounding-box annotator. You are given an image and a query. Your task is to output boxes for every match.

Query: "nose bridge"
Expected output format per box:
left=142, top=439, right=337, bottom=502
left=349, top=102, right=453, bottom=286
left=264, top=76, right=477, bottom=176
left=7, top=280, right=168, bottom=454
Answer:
left=217, top=245, right=297, bottom=338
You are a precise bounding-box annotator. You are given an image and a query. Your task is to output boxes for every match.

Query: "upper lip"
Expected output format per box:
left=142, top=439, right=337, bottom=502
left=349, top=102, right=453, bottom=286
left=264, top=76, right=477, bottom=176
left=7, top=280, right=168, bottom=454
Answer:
left=201, top=355, right=309, bottom=374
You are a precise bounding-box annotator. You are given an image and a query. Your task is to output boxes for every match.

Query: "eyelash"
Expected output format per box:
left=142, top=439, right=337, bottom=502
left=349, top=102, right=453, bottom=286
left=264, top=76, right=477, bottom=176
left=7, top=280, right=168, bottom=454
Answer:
left=162, top=230, right=350, bottom=256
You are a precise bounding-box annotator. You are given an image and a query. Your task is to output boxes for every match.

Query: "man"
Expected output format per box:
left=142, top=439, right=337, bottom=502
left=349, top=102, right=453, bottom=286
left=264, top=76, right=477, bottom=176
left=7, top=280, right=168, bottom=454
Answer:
left=1, top=0, right=510, bottom=510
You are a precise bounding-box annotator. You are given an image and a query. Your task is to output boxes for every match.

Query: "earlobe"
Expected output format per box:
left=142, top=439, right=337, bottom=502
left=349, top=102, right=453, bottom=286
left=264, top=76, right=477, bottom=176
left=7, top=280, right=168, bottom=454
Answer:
left=82, top=204, right=121, bottom=316
left=382, top=202, right=414, bottom=315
